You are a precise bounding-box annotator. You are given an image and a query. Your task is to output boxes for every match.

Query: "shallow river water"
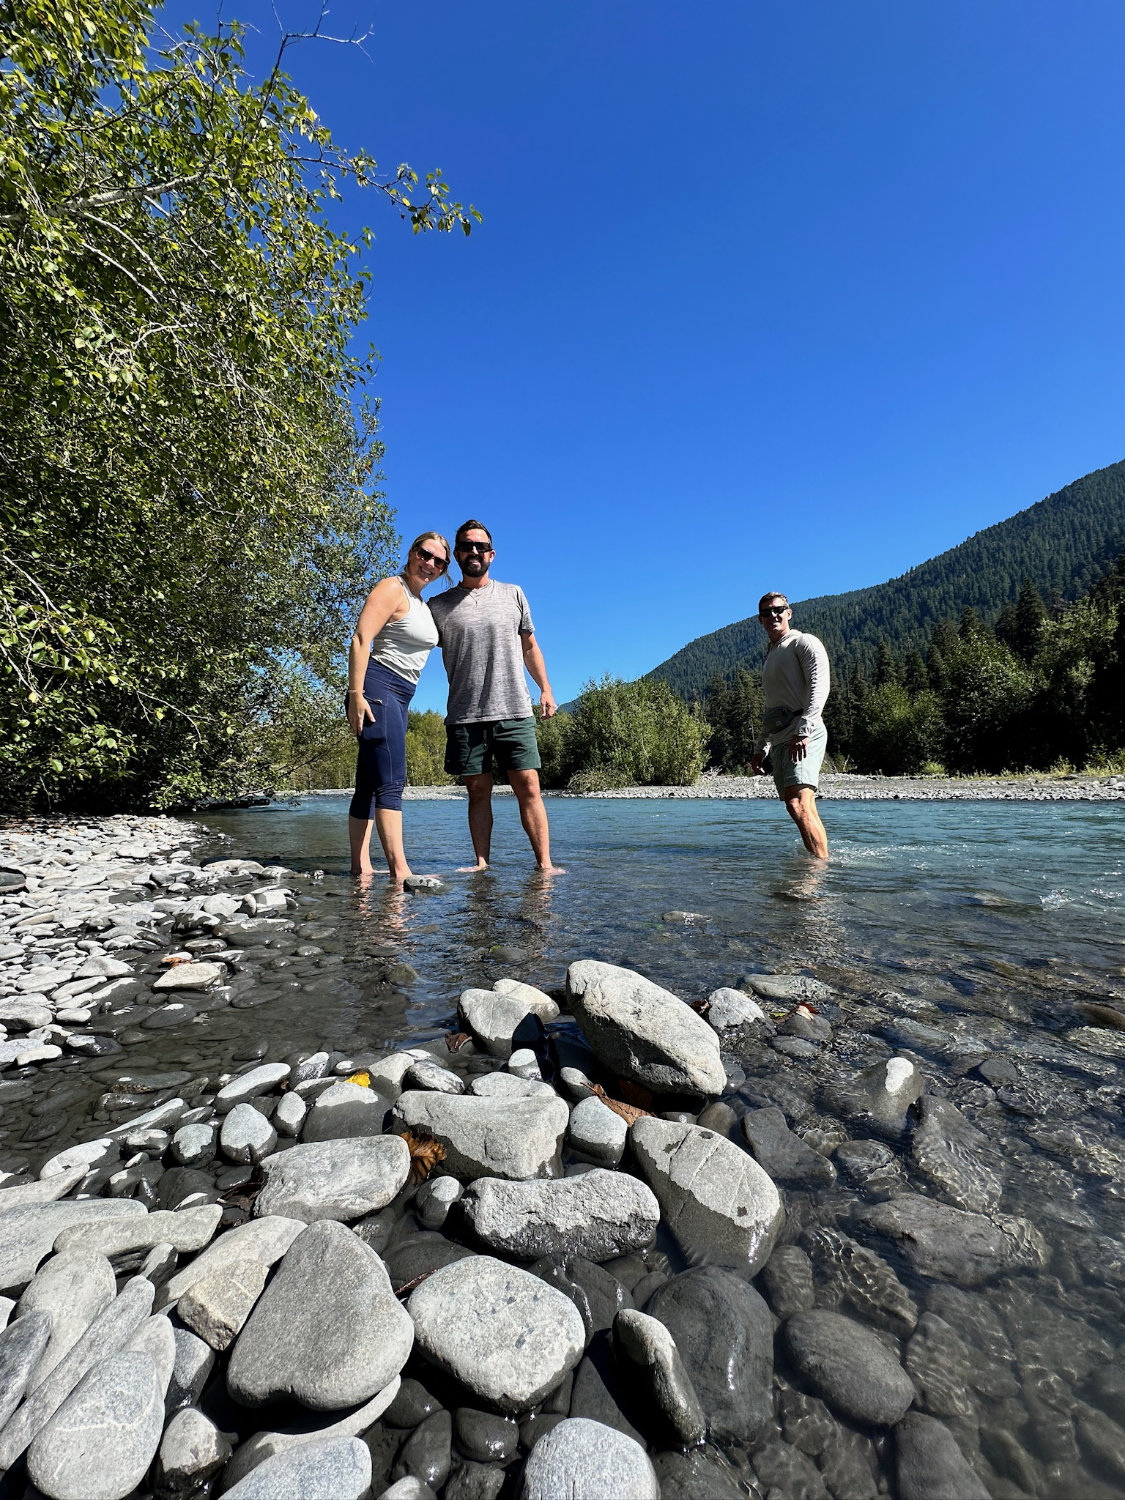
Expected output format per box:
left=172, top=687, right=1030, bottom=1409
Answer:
left=5, top=794, right=1125, bottom=1498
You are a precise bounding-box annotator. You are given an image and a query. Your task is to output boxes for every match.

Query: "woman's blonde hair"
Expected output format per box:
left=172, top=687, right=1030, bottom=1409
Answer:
left=405, top=531, right=451, bottom=576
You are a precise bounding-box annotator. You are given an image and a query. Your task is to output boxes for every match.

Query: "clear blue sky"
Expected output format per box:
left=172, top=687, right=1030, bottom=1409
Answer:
left=166, top=1, right=1125, bottom=713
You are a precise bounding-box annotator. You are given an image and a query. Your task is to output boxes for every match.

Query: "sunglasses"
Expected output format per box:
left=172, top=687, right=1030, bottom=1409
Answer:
left=456, top=540, right=493, bottom=554
left=760, top=606, right=789, bottom=617
left=416, top=546, right=448, bottom=568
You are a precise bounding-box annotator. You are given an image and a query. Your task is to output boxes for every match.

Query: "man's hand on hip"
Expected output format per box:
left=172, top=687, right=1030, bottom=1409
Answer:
left=788, top=735, right=809, bottom=761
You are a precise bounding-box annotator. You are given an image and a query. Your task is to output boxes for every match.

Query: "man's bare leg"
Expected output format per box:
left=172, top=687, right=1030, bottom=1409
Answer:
left=783, top=786, right=828, bottom=859
left=373, top=809, right=412, bottom=882
left=348, top=815, right=375, bottom=875
left=508, top=769, right=565, bottom=872
left=461, top=773, right=493, bottom=870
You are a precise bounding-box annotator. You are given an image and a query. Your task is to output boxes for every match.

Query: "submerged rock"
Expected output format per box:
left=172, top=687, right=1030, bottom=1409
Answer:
left=857, top=1193, right=1048, bottom=1287
left=782, top=1309, right=916, bottom=1427
left=565, top=960, right=726, bottom=1096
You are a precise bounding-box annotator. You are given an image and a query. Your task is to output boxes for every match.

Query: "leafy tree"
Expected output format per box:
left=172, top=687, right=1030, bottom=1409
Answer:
left=563, top=676, right=708, bottom=788
left=941, top=636, right=1035, bottom=772
left=855, top=683, right=945, bottom=775
left=704, top=667, right=763, bottom=772
left=534, top=708, right=576, bottom=790
left=404, top=711, right=453, bottom=787
left=0, top=2, right=477, bottom=809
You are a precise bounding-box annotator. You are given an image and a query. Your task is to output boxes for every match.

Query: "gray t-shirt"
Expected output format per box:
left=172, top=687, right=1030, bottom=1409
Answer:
left=429, top=580, right=536, bottom=724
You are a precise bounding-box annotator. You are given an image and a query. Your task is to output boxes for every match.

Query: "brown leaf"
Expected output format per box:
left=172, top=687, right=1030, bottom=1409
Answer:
left=400, top=1128, right=446, bottom=1184
left=445, top=1031, right=472, bottom=1053
left=589, top=1082, right=653, bottom=1126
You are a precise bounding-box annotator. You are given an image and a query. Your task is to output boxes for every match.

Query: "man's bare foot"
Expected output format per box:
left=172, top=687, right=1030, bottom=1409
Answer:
left=457, top=859, right=490, bottom=872
left=536, top=863, right=566, bottom=874
left=351, top=863, right=374, bottom=876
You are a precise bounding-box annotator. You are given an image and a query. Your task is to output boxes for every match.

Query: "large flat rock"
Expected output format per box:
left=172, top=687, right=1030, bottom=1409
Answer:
left=409, top=1256, right=586, bottom=1412
left=253, top=1137, right=410, bottom=1222
left=565, top=960, right=725, bottom=1096
left=856, top=1193, right=1048, bottom=1286
left=16, top=1248, right=116, bottom=1387
left=392, top=1091, right=568, bottom=1181
left=52, top=1204, right=222, bottom=1259
left=0, top=1201, right=146, bottom=1295
left=158, top=1215, right=305, bottom=1309
left=227, top=1220, right=413, bottom=1410
left=630, top=1117, right=783, bottom=1273
left=461, top=1170, right=659, bottom=1262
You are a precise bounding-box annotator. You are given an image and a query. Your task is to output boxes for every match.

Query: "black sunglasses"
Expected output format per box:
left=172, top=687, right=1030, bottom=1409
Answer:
left=456, top=540, right=493, bottom=554
left=760, top=605, right=789, bottom=617
left=415, top=545, right=448, bottom=568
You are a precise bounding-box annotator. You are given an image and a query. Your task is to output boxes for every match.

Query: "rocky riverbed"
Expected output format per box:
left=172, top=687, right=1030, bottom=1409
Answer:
left=0, top=814, right=1124, bottom=1498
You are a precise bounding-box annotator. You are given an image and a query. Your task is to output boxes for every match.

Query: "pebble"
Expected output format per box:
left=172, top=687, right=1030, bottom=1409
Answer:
left=227, top=1220, right=413, bottom=1408
left=274, top=1089, right=307, bottom=1135
left=566, top=1095, right=627, bottom=1165
left=630, top=1116, right=783, bottom=1273
left=155, top=1407, right=232, bottom=1494
left=220, top=1102, right=278, bottom=1163
left=222, top=1435, right=372, bottom=1499
left=565, top=960, right=726, bottom=1096
left=409, top=1256, right=586, bottom=1412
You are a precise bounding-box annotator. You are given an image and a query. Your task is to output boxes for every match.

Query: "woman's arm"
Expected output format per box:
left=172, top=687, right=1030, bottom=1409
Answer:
left=347, top=578, right=406, bottom=733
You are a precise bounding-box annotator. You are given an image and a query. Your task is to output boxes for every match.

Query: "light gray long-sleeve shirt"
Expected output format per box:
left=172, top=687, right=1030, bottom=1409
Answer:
left=754, top=629, right=831, bottom=754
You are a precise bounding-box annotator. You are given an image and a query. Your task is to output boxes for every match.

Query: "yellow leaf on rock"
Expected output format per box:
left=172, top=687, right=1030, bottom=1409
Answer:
left=346, top=1071, right=371, bottom=1088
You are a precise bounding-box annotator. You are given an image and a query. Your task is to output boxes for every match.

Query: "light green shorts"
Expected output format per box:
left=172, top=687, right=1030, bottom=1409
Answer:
left=445, top=717, right=542, bottom=777
left=772, top=722, right=828, bottom=794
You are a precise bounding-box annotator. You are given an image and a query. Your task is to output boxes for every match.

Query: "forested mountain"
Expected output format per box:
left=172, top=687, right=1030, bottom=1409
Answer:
left=647, top=459, right=1125, bottom=697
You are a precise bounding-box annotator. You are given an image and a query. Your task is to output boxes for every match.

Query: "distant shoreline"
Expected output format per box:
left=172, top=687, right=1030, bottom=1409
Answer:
left=281, top=772, right=1125, bottom=804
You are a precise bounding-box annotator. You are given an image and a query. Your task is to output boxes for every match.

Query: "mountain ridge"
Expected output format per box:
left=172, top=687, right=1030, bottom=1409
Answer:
left=645, top=458, right=1125, bottom=696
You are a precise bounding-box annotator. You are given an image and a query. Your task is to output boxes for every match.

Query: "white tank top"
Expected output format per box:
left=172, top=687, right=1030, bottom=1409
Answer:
left=370, top=577, right=440, bottom=685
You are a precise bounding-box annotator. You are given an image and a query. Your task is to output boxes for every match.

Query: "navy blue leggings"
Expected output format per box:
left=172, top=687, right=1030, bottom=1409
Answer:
left=348, top=660, right=415, bottom=818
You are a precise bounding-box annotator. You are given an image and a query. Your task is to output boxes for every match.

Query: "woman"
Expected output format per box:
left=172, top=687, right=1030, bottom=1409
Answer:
left=347, top=532, right=450, bottom=877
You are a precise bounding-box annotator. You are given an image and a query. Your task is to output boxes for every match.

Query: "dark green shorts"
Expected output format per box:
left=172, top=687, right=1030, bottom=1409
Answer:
left=445, top=717, right=542, bottom=777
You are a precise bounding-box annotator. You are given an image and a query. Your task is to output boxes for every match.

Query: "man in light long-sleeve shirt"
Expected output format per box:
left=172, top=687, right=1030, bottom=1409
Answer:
left=750, top=592, right=830, bottom=858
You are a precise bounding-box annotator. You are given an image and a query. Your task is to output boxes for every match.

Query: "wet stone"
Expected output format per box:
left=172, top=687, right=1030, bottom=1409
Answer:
left=166, top=1324, right=215, bottom=1410
left=895, top=1411, right=990, bottom=1500
left=803, top=1225, right=918, bottom=1337
left=857, top=1193, right=1048, bottom=1286
left=460, top=1169, right=659, bottom=1263
left=741, top=1106, right=837, bottom=1188
left=833, top=1137, right=906, bottom=1198
left=394, top=1408, right=453, bottom=1491
left=644, top=1266, right=774, bottom=1445
left=782, top=1309, right=916, bottom=1427
left=444, top=1461, right=504, bottom=1500
left=453, top=1407, right=519, bottom=1462
left=652, top=1446, right=747, bottom=1500
left=530, top=1256, right=634, bottom=1337
left=822, top=1056, right=924, bottom=1140
left=753, top=1439, right=830, bottom=1500
left=760, top=1244, right=816, bottom=1320
left=904, top=1311, right=988, bottom=1418
left=613, top=1307, right=706, bottom=1447
left=386, top=1375, right=443, bottom=1429
left=909, top=1095, right=1002, bottom=1212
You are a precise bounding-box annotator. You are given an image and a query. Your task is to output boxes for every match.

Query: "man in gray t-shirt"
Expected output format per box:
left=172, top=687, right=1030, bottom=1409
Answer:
left=429, top=519, right=564, bottom=872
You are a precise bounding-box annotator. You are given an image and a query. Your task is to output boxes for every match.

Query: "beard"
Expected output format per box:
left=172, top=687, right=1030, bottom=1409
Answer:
left=461, top=555, right=488, bottom=577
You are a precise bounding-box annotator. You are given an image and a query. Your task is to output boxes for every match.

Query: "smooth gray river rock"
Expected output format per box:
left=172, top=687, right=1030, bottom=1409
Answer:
left=171, top=1122, right=217, bottom=1166
left=406, top=1058, right=466, bottom=1094
left=741, top=1106, right=838, bottom=1188
left=415, top=1174, right=463, bottom=1230
left=124, top=1312, right=176, bottom=1389
left=630, top=1116, right=783, bottom=1272
left=0, top=1309, right=51, bottom=1429
left=895, top=1411, right=991, bottom=1499
left=613, top=1308, right=706, bottom=1446
left=459, top=987, right=557, bottom=1057
left=0, top=1166, right=86, bottom=1209
left=157, top=1215, right=305, bottom=1308
left=461, top=1170, right=659, bottom=1262
left=220, top=1102, right=278, bottom=1163
left=494, top=976, right=559, bottom=1012
left=214, top=1062, right=292, bottom=1112
left=26, top=1348, right=166, bottom=1500
left=155, top=1407, right=232, bottom=1494
left=220, top=1378, right=401, bottom=1489
left=519, top=1416, right=658, bottom=1500
left=0, top=1273, right=154, bottom=1470
left=223, top=1435, right=372, bottom=1500
left=909, top=1096, right=1002, bottom=1212
left=177, top=1258, right=269, bottom=1350
left=39, top=1138, right=119, bottom=1180
left=227, top=1220, right=413, bottom=1409
left=468, top=1072, right=553, bottom=1100
left=253, top=1136, right=410, bottom=1221
left=857, top=1193, right=1048, bottom=1286
left=737, top=973, right=834, bottom=1004
left=823, top=1057, right=925, bottom=1140
left=408, top=1256, right=586, bottom=1411
left=302, top=1080, right=390, bottom=1142
left=566, top=1095, right=627, bottom=1165
left=392, top=1091, right=569, bottom=1180
left=0, top=1200, right=145, bottom=1294
left=705, top=986, right=772, bottom=1037
left=166, top=1325, right=215, bottom=1410
left=16, top=1248, right=116, bottom=1386
left=274, top=1089, right=307, bottom=1136
left=53, top=1203, right=223, bottom=1259
left=152, top=961, right=223, bottom=992
left=782, top=1309, right=916, bottom=1426
left=644, top=1266, right=775, bottom=1444
left=565, top=960, right=726, bottom=1096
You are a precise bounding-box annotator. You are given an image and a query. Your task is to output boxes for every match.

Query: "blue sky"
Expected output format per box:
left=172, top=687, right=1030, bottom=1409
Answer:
left=166, top=2, right=1125, bottom=712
